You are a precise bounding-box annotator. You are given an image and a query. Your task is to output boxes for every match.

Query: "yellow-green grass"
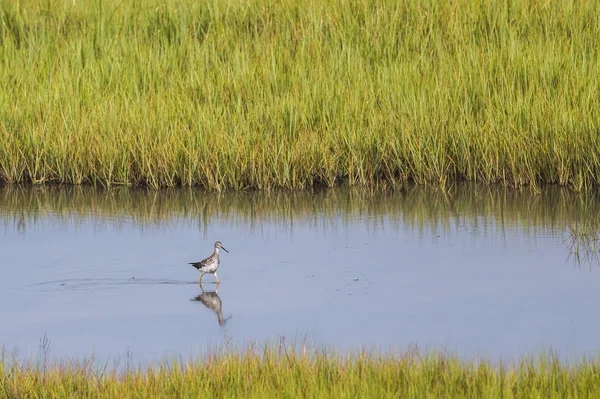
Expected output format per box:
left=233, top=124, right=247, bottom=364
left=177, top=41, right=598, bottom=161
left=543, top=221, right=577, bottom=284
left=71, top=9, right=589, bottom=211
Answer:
left=1, top=0, right=600, bottom=190
left=2, top=344, right=600, bottom=398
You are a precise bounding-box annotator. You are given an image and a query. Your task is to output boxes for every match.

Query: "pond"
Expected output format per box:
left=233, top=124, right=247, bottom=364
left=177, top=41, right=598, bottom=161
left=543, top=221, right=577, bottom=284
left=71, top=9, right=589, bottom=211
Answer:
left=1, top=185, right=600, bottom=364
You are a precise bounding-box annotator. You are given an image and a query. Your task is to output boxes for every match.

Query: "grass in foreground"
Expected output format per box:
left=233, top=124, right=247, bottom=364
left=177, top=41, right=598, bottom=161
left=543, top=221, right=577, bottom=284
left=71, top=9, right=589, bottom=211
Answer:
left=2, top=344, right=600, bottom=398
left=1, top=0, right=600, bottom=190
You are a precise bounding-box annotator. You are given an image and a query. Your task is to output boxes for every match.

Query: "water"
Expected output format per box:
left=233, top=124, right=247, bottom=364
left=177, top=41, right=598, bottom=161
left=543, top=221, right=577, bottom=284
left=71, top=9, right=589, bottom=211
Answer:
left=1, top=185, right=600, bottom=364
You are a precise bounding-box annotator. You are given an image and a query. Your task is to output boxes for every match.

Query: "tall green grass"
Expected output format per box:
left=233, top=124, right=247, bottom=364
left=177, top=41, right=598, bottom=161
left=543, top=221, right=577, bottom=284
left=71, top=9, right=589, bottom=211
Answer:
left=2, top=344, right=600, bottom=398
left=1, top=0, right=599, bottom=190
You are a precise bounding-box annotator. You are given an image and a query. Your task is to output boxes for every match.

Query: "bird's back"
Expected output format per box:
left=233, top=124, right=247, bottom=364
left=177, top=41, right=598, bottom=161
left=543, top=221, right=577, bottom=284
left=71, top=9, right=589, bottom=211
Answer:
left=189, top=253, right=218, bottom=270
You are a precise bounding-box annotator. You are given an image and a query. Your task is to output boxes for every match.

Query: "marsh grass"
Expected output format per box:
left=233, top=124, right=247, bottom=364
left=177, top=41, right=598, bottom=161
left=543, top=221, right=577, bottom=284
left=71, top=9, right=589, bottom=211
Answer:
left=1, top=343, right=600, bottom=398
left=1, top=0, right=598, bottom=190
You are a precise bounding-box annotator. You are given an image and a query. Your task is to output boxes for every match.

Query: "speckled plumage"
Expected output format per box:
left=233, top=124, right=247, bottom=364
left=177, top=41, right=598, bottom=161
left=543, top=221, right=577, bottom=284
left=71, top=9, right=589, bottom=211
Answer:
left=189, top=241, right=229, bottom=284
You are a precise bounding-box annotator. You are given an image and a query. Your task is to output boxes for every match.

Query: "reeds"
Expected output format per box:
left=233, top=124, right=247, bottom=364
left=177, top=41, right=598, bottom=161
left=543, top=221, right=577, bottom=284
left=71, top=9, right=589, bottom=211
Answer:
left=1, top=0, right=599, bottom=190
left=2, top=343, right=600, bottom=398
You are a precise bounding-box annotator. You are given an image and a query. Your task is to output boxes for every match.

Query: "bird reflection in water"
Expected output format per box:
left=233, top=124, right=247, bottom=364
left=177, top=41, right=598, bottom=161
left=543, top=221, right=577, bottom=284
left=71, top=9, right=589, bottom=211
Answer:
left=191, top=284, right=231, bottom=327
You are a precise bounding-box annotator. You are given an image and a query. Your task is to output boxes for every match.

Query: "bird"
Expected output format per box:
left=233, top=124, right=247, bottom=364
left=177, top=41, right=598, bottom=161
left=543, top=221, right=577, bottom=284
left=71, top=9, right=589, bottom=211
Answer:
left=192, top=284, right=231, bottom=326
left=189, top=241, right=229, bottom=285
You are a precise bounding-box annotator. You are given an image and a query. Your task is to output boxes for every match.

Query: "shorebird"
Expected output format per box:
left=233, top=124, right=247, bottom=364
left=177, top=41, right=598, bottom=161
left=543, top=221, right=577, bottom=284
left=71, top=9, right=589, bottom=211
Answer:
left=189, top=241, right=229, bottom=284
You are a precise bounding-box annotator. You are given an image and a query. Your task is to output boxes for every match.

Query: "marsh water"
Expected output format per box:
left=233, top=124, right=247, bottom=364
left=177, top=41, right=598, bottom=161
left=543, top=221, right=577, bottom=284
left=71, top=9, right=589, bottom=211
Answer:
left=2, top=185, right=600, bottom=364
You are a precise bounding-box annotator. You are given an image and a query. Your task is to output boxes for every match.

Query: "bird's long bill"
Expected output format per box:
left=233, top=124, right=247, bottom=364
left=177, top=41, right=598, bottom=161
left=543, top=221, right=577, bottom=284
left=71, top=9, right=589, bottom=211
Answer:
left=221, top=246, right=229, bottom=253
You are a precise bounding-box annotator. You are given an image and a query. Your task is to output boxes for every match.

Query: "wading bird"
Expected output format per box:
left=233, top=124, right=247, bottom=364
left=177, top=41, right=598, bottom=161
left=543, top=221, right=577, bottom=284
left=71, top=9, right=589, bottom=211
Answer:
left=189, top=241, right=229, bottom=284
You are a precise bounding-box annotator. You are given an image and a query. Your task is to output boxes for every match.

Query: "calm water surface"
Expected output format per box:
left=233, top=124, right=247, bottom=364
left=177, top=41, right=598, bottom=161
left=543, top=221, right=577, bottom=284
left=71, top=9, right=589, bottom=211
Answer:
left=1, top=185, right=600, bottom=364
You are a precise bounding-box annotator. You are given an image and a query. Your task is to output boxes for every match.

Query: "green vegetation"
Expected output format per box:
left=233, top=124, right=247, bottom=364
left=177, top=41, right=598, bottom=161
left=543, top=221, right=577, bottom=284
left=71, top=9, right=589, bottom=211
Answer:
left=1, top=0, right=600, bottom=190
left=2, top=345, right=600, bottom=398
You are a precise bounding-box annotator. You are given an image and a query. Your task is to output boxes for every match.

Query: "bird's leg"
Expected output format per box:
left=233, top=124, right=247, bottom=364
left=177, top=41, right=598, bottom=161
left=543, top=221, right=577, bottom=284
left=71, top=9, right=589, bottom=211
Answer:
left=198, top=272, right=205, bottom=284
left=215, top=272, right=220, bottom=285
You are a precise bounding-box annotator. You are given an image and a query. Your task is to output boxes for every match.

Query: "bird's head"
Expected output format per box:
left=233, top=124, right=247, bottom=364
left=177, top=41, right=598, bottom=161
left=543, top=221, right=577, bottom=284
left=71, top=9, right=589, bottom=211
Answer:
left=215, top=241, right=229, bottom=253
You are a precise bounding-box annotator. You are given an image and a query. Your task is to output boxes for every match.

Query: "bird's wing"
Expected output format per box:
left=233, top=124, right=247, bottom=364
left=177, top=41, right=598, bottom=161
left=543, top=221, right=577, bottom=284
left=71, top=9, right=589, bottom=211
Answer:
left=189, top=256, right=211, bottom=269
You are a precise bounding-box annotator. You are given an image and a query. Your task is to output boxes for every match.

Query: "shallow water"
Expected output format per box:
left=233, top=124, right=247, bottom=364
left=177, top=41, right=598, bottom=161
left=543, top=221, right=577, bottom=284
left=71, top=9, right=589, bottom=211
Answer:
left=1, top=185, right=600, bottom=364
